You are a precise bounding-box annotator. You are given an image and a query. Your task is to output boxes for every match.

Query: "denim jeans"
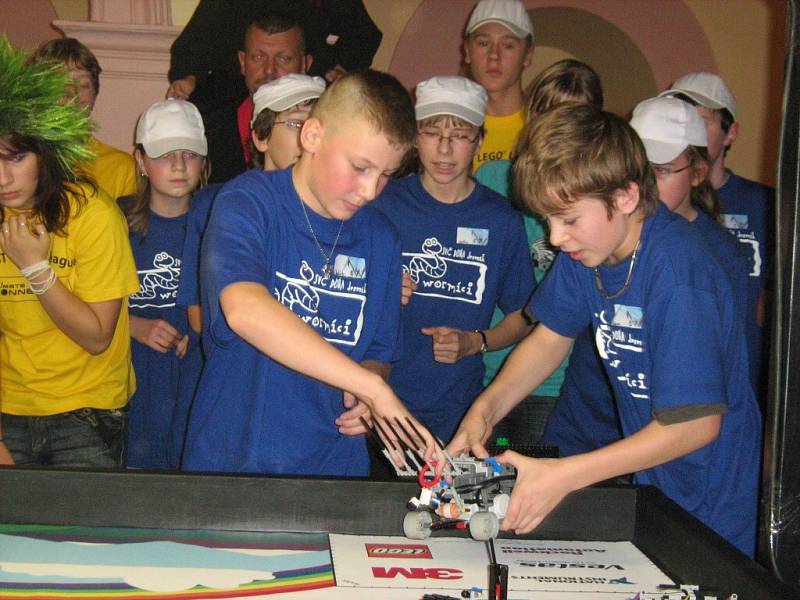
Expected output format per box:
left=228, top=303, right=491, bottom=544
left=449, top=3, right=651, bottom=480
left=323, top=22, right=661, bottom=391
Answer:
left=2, top=407, right=127, bottom=468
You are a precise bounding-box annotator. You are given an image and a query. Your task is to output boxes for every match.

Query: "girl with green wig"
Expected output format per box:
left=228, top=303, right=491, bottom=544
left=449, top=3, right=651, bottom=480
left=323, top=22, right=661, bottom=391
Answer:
left=0, top=37, right=139, bottom=467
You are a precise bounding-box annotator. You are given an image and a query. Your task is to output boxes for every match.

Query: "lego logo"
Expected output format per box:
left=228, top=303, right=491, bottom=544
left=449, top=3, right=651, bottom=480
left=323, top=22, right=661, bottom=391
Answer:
left=365, top=543, right=432, bottom=559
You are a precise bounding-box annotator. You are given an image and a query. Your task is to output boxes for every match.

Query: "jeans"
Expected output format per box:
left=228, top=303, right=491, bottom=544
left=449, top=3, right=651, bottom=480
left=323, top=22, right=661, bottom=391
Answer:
left=2, top=407, right=127, bottom=468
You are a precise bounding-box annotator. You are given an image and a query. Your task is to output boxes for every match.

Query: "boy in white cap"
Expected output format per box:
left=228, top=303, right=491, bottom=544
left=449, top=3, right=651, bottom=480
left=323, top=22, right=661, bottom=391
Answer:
left=373, top=75, right=534, bottom=444
left=660, top=73, right=774, bottom=396
left=250, top=73, right=326, bottom=171
left=464, top=0, right=534, bottom=172
left=176, top=74, right=326, bottom=340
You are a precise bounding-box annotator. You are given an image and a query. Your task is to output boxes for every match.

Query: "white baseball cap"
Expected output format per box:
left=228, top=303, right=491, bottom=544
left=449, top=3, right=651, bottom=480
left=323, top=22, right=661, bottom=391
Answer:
left=630, top=97, right=707, bottom=164
left=415, top=76, right=488, bottom=127
left=659, top=72, right=737, bottom=121
left=466, top=0, right=534, bottom=41
left=136, top=99, right=207, bottom=158
left=251, top=74, right=326, bottom=126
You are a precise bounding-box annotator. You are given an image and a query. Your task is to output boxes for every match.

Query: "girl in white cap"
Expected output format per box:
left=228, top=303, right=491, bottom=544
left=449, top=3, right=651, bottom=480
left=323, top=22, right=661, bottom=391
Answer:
left=120, top=98, right=209, bottom=469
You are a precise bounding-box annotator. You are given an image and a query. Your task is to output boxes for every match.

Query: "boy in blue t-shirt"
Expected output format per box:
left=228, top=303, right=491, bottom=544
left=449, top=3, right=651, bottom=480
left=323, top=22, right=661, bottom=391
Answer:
left=374, top=76, right=534, bottom=443
left=181, top=71, right=441, bottom=476
left=447, top=104, right=762, bottom=556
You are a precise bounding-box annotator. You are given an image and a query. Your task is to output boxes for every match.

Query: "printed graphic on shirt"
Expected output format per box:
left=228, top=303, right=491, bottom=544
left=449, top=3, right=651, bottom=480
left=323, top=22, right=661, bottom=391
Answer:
left=0, top=277, right=34, bottom=299
left=130, top=252, right=181, bottom=309
left=333, top=254, right=366, bottom=279
left=531, top=237, right=556, bottom=274
left=722, top=213, right=761, bottom=277
left=275, top=260, right=366, bottom=346
left=456, top=227, right=489, bottom=246
left=595, top=307, right=648, bottom=401
left=404, top=237, right=487, bottom=304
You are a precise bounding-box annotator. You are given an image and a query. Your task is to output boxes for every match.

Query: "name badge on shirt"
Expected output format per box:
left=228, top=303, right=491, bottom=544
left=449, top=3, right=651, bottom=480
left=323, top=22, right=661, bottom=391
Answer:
left=456, top=227, right=489, bottom=246
left=611, top=304, right=643, bottom=329
left=333, top=255, right=366, bottom=279
left=722, top=214, right=749, bottom=230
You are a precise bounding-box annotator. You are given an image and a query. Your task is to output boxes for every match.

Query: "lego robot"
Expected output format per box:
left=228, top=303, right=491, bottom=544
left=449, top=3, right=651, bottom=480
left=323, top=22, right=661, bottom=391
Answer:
left=403, top=454, right=516, bottom=542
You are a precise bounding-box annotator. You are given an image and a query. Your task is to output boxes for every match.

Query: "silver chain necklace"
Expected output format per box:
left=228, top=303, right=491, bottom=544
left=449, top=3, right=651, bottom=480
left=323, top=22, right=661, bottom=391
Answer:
left=298, top=197, right=344, bottom=280
left=594, top=238, right=641, bottom=300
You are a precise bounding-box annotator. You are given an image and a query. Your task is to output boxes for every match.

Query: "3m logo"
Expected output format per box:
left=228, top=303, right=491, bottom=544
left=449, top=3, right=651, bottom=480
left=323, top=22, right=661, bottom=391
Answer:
left=371, top=567, right=463, bottom=580
left=365, top=543, right=432, bottom=559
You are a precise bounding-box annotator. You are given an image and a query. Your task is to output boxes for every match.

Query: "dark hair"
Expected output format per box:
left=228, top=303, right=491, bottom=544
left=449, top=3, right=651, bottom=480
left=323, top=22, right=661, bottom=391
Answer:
left=526, top=59, right=603, bottom=117
left=28, top=38, right=102, bottom=95
left=0, top=135, right=92, bottom=234
left=245, top=11, right=306, bottom=54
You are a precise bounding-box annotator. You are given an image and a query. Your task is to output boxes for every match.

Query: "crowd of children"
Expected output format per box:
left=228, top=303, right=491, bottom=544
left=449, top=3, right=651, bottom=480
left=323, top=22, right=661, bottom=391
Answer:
left=0, top=0, right=776, bottom=559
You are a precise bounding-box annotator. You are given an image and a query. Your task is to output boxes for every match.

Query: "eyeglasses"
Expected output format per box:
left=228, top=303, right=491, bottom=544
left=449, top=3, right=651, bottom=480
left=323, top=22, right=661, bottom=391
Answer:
left=274, top=119, right=305, bottom=131
left=417, top=129, right=480, bottom=147
left=651, top=163, right=691, bottom=179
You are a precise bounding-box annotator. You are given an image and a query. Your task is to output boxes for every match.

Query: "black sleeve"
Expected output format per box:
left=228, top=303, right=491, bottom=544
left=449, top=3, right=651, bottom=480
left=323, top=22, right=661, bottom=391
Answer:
left=168, top=0, right=251, bottom=84
left=304, top=0, right=383, bottom=76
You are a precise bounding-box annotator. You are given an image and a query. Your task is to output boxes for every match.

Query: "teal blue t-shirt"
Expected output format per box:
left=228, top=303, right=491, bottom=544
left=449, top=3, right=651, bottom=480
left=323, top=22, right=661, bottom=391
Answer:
left=475, top=160, right=570, bottom=396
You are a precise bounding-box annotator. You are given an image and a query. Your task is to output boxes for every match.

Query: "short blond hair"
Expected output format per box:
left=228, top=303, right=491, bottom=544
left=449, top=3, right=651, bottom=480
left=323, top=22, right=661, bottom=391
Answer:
left=514, top=103, right=658, bottom=217
left=311, top=70, right=415, bottom=150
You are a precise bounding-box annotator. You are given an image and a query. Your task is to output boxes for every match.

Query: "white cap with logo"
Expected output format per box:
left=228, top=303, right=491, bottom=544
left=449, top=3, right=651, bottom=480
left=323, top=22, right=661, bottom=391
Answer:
left=630, top=96, right=707, bottom=164
left=136, top=99, right=207, bottom=158
left=659, top=72, right=737, bottom=121
left=415, top=76, right=488, bottom=127
left=466, top=0, right=534, bottom=41
left=251, top=73, right=327, bottom=126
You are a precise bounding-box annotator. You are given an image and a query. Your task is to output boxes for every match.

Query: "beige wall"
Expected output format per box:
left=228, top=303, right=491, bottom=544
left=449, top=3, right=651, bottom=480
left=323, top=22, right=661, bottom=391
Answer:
left=48, top=0, right=787, bottom=185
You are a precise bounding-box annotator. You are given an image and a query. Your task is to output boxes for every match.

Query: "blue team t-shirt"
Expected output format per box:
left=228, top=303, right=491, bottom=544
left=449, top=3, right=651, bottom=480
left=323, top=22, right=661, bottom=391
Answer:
left=373, top=174, right=534, bottom=442
left=530, top=203, right=761, bottom=556
left=181, top=168, right=403, bottom=476
left=119, top=198, right=203, bottom=469
left=175, top=182, right=222, bottom=309
left=717, top=170, right=775, bottom=387
left=542, top=207, right=756, bottom=458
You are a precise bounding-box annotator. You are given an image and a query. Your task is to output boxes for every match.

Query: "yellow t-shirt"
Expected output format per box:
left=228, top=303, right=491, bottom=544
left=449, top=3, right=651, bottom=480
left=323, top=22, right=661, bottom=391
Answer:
left=87, top=137, right=137, bottom=202
left=472, top=110, right=525, bottom=173
left=0, top=186, right=141, bottom=415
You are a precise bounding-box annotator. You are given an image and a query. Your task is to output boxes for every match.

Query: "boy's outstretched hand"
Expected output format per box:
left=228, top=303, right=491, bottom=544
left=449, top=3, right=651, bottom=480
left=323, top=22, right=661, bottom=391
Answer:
left=445, top=410, right=491, bottom=460
left=494, top=451, right=574, bottom=535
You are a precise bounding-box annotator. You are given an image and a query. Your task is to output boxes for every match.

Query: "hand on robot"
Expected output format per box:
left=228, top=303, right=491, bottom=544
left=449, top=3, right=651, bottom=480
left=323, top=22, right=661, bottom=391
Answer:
left=445, top=408, right=493, bottom=460
left=495, top=450, right=571, bottom=535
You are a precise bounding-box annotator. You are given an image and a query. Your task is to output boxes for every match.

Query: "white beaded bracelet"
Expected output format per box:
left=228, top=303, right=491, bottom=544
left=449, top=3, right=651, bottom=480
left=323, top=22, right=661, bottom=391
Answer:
left=28, top=267, right=56, bottom=295
left=20, top=260, right=50, bottom=278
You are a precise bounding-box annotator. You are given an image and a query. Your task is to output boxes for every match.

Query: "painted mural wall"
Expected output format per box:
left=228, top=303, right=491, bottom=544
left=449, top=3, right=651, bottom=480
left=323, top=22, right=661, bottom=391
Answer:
left=5, top=0, right=788, bottom=185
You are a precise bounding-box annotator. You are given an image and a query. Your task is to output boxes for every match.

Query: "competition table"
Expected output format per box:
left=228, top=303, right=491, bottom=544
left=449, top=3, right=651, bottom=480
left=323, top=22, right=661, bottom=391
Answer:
left=0, top=467, right=793, bottom=598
